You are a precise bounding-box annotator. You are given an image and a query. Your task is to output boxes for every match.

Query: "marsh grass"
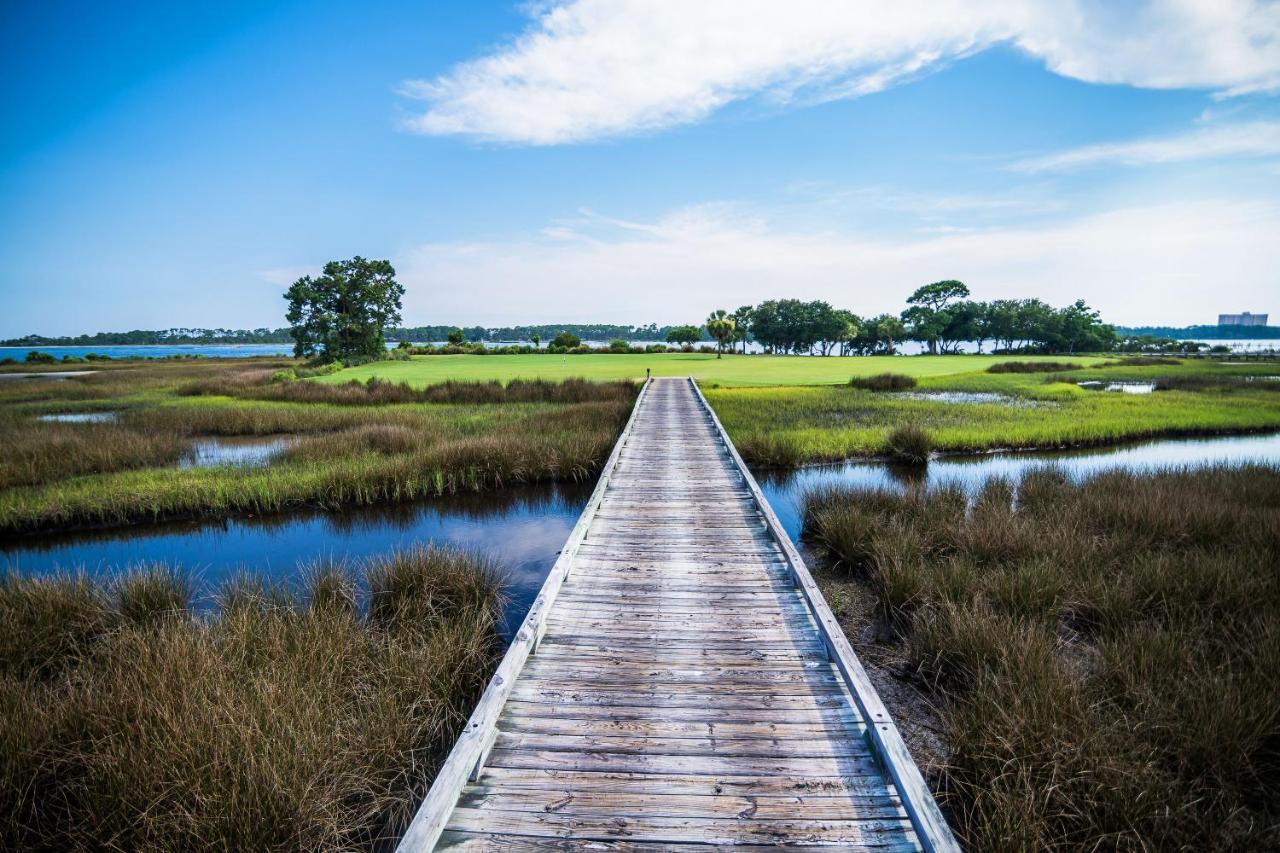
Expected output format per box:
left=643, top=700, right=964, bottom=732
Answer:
left=803, top=465, right=1280, bottom=850
left=707, top=361, right=1280, bottom=465
left=986, top=361, right=1082, bottom=373
left=884, top=424, right=933, bottom=464
left=0, top=546, right=502, bottom=850
left=182, top=374, right=637, bottom=406
left=849, top=373, right=918, bottom=391
left=0, top=360, right=636, bottom=533
left=0, top=414, right=189, bottom=488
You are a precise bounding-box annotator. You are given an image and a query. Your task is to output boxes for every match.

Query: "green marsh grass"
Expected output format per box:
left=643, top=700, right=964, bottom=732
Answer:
left=707, top=359, right=1280, bottom=465
left=803, top=465, right=1280, bottom=850
left=985, top=360, right=1082, bottom=373
left=849, top=372, right=918, bottom=391
left=0, top=360, right=636, bottom=533
left=884, top=424, right=933, bottom=464
left=0, top=546, right=502, bottom=850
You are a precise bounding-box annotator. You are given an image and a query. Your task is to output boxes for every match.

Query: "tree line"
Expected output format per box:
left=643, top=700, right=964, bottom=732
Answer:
left=694, top=281, right=1118, bottom=356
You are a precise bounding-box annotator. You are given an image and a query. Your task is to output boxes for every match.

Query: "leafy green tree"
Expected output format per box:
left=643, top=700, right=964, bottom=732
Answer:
left=705, top=310, right=736, bottom=358
left=903, top=280, right=970, bottom=354
left=873, top=314, right=906, bottom=355
left=551, top=331, right=581, bottom=348
left=731, top=305, right=754, bottom=353
left=665, top=325, right=702, bottom=347
left=284, top=257, right=403, bottom=361
left=609, top=338, right=631, bottom=352
left=529, top=334, right=541, bottom=349
left=834, top=310, right=862, bottom=356
left=446, top=328, right=466, bottom=345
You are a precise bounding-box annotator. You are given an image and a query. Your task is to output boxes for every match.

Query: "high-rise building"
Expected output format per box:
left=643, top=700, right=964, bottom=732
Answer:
left=1218, top=312, right=1268, bottom=326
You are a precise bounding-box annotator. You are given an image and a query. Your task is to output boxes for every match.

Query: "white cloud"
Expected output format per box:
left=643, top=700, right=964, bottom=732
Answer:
left=396, top=198, right=1280, bottom=326
left=401, top=0, right=1280, bottom=144
left=1011, top=120, right=1280, bottom=172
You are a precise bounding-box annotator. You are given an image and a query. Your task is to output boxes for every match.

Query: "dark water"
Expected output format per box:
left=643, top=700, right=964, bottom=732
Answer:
left=5, top=433, right=1278, bottom=640
left=1, top=481, right=593, bottom=639
left=758, top=432, right=1280, bottom=541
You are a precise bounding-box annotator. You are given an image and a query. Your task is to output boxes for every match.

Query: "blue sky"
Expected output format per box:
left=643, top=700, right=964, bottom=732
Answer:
left=2, top=0, right=1279, bottom=337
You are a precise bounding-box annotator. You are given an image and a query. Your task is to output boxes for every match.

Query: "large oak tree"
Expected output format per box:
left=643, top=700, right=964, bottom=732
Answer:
left=284, top=257, right=404, bottom=361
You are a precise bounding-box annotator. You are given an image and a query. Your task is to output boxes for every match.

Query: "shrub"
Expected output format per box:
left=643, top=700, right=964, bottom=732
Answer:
left=270, top=369, right=297, bottom=383
left=387, top=348, right=411, bottom=361
left=24, top=351, right=56, bottom=365
left=608, top=338, right=630, bottom=352
left=645, top=344, right=669, bottom=353
left=849, top=373, right=917, bottom=391
left=986, top=361, right=1081, bottom=374
left=550, top=331, right=580, bottom=349
left=61, top=355, right=86, bottom=364
left=884, top=424, right=932, bottom=463
left=0, top=357, right=16, bottom=365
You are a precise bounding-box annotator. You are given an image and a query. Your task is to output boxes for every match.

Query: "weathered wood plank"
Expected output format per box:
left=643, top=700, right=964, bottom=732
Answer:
left=399, top=378, right=952, bottom=852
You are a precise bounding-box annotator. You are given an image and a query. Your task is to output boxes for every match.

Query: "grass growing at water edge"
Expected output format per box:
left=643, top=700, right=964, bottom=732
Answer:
left=0, top=360, right=637, bottom=533
left=0, top=546, right=502, bottom=850
left=803, top=465, right=1280, bottom=850
left=710, top=358, right=1280, bottom=466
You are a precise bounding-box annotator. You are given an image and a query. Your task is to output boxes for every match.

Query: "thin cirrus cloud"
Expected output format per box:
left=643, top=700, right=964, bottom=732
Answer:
left=1010, top=120, right=1280, bottom=172
left=399, top=0, right=1280, bottom=144
left=395, top=199, right=1280, bottom=326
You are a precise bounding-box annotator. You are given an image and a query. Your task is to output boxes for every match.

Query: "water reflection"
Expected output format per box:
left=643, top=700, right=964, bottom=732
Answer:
left=180, top=436, right=292, bottom=468
left=1, top=480, right=594, bottom=640
left=757, top=432, right=1280, bottom=541
left=1077, top=381, right=1156, bottom=394
left=37, top=412, right=118, bottom=423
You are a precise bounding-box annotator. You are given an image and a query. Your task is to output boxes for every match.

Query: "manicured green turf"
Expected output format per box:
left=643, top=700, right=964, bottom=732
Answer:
left=321, top=353, right=1104, bottom=388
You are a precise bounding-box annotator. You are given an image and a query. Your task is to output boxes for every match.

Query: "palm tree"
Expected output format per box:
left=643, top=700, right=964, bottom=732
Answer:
left=705, top=310, right=736, bottom=359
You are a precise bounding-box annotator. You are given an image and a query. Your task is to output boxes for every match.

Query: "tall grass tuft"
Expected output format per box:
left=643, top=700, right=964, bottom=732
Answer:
left=884, top=424, right=933, bottom=464
left=803, top=465, right=1280, bottom=850
left=986, top=361, right=1082, bottom=374
left=0, top=547, right=502, bottom=850
left=849, top=373, right=917, bottom=391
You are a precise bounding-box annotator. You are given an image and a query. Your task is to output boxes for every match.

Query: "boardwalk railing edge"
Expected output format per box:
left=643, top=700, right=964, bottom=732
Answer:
left=689, top=377, right=961, bottom=853
left=395, top=376, right=652, bottom=853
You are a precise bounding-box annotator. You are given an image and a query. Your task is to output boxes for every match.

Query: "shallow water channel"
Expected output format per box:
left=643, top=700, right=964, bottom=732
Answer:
left=759, top=431, right=1280, bottom=540
left=1, top=482, right=592, bottom=639
left=3, top=433, right=1278, bottom=638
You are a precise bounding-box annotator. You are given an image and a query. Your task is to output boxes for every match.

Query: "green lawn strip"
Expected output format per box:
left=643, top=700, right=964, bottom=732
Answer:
left=319, top=353, right=1105, bottom=388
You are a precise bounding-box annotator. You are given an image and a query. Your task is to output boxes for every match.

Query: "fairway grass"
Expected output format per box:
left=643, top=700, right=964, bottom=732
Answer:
left=322, top=353, right=1104, bottom=388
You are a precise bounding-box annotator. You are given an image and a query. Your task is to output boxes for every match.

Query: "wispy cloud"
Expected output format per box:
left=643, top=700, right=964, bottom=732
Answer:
left=400, top=0, right=1280, bottom=144
left=1010, top=121, right=1280, bottom=172
left=256, top=266, right=315, bottom=287
left=396, top=198, right=1280, bottom=326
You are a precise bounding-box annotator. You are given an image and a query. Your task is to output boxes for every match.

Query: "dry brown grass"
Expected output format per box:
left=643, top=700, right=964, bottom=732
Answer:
left=804, top=465, right=1280, bottom=851
left=0, top=546, right=501, bottom=850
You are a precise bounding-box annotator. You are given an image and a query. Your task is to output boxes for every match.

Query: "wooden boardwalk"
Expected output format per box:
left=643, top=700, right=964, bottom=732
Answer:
left=399, top=377, right=957, bottom=851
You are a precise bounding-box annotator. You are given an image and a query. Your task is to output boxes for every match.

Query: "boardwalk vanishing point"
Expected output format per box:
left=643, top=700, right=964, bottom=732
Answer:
left=399, top=377, right=958, bottom=851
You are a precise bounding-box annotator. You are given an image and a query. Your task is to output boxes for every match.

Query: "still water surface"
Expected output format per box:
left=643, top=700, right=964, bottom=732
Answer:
left=2, top=482, right=592, bottom=639
left=759, top=432, right=1280, bottom=540
left=4, top=434, right=1277, bottom=637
